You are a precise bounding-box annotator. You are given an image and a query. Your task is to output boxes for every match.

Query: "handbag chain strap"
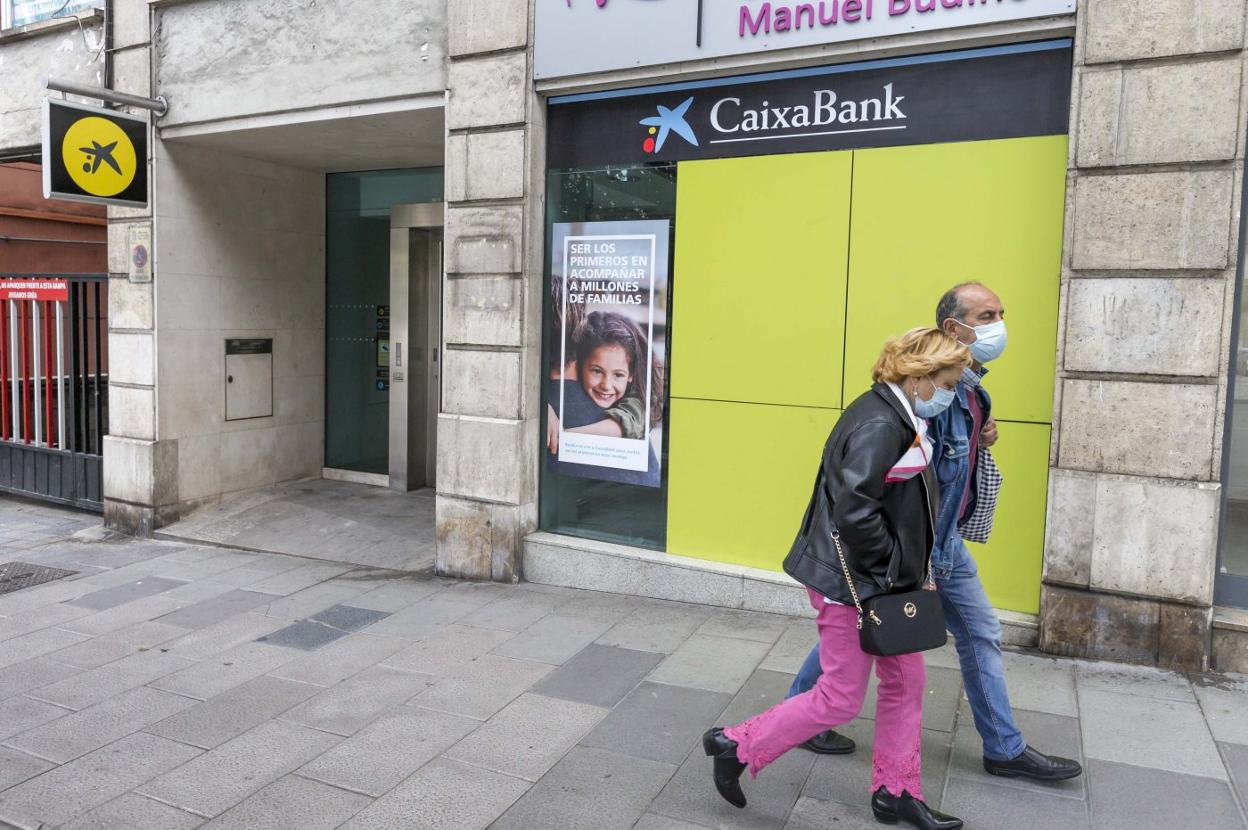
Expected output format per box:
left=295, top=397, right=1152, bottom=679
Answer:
left=831, top=531, right=881, bottom=630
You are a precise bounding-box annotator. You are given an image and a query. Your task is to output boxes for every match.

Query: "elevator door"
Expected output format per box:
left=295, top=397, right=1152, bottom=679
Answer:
left=388, top=204, right=442, bottom=491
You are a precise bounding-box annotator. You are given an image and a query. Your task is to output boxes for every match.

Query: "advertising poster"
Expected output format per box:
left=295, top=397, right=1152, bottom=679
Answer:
left=547, top=220, right=670, bottom=488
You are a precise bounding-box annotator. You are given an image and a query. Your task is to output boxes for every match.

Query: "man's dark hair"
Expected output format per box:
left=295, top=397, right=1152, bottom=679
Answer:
left=935, top=282, right=985, bottom=327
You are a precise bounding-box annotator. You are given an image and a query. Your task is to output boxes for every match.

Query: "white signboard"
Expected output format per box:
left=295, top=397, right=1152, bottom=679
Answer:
left=536, top=0, right=1076, bottom=79
left=128, top=222, right=152, bottom=283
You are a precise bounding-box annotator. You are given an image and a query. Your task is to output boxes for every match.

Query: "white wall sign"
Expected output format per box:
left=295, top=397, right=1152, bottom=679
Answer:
left=535, top=0, right=1076, bottom=79
left=128, top=222, right=152, bottom=283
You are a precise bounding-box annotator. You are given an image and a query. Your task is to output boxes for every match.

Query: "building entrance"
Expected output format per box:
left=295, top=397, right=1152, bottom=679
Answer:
left=323, top=169, right=443, bottom=491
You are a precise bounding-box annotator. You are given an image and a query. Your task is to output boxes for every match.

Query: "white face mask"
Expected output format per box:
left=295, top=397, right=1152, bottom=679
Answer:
left=951, top=319, right=1007, bottom=363
left=913, top=377, right=956, bottom=419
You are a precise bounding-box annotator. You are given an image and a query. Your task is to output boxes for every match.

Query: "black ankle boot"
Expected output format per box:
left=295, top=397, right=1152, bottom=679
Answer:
left=871, top=787, right=962, bottom=829
left=801, top=729, right=857, bottom=755
left=702, top=727, right=747, bottom=809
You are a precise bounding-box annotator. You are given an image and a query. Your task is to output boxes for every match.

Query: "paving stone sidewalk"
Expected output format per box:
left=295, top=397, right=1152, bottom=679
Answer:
left=0, top=497, right=1246, bottom=830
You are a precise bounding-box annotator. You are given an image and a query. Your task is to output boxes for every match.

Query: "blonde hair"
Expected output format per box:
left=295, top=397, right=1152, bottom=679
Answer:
left=872, top=327, right=972, bottom=384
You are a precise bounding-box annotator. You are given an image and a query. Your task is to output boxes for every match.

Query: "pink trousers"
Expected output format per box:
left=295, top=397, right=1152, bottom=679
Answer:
left=724, top=590, right=926, bottom=798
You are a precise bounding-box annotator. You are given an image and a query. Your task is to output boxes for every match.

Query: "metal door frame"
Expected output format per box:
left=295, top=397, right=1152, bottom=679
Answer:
left=388, top=203, right=443, bottom=491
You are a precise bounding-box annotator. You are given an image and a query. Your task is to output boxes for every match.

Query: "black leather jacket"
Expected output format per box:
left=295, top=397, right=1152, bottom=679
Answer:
left=783, top=383, right=938, bottom=606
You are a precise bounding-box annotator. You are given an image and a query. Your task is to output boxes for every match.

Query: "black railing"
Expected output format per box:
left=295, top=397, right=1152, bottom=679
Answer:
left=68, top=278, right=108, bottom=456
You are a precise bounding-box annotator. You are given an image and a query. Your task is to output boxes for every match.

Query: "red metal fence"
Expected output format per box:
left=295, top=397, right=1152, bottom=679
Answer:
left=0, top=275, right=108, bottom=508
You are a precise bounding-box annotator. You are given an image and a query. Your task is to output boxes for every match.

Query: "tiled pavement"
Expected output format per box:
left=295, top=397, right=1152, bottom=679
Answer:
left=156, top=479, right=436, bottom=572
left=0, top=498, right=1246, bottom=829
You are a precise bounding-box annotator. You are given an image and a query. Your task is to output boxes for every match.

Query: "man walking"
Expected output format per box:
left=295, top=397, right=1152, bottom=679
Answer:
left=786, top=282, right=1082, bottom=782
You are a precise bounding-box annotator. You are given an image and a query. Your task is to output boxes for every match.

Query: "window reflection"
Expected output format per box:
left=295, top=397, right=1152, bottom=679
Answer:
left=1220, top=312, right=1248, bottom=606
left=10, top=1, right=102, bottom=27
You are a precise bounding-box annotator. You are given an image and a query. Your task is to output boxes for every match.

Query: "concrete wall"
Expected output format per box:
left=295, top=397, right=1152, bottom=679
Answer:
left=153, top=0, right=446, bottom=128
left=0, top=13, right=105, bottom=151
left=1040, top=0, right=1248, bottom=672
left=155, top=140, right=325, bottom=510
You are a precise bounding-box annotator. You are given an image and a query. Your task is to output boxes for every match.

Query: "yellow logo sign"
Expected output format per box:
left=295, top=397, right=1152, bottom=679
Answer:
left=61, top=116, right=137, bottom=198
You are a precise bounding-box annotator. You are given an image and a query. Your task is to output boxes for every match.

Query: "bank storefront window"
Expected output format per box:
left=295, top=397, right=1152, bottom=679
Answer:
left=540, top=165, right=676, bottom=550
left=540, top=41, right=1072, bottom=615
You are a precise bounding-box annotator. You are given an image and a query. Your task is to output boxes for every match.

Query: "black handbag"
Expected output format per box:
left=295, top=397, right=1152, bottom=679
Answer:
left=831, top=530, right=947, bottom=657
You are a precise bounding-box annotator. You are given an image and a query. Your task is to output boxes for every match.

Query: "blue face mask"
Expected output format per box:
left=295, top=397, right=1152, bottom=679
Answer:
left=953, top=319, right=1008, bottom=363
left=913, top=378, right=956, bottom=419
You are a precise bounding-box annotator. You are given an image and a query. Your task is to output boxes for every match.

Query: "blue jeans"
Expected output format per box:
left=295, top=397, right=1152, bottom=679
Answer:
left=787, top=540, right=1025, bottom=761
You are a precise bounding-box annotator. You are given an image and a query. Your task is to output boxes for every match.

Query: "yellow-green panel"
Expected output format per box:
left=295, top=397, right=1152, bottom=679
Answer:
left=667, top=397, right=840, bottom=571
left=968, top=421, right=1051, bottom=615
left=672, top=152, right=851, bottom=409
left=842, top=137, right=1067, bottom=424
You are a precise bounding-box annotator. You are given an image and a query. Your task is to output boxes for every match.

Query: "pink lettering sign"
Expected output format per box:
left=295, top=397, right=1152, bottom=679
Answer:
left=740, top=1, right=878, bottom=37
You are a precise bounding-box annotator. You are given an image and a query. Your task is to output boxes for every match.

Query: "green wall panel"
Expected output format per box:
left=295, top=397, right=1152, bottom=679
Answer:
left=671, top=152, right=851, bottom=409
left=968, top=421, right=1051, bottom=615
left=668, top=398, right=840, bottom=571
left=841, top=136, right=1068, bottom=424
left=664, top=138, right=1063, bottom=609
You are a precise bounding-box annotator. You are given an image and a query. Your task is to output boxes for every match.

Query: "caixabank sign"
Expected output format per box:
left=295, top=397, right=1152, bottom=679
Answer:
left=548, top=41, right=1072, bottom=167
left=536, top=0, right=1076, bottom=79
left=42, top=99, right=148, bottom=209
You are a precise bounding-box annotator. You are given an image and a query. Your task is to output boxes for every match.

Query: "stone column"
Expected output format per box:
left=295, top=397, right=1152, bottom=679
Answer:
left=1040, top=0, right=1247, bottom=671
left=436, top=0, right=542, bottom=581
left=102, top=1, right=178, bottom=536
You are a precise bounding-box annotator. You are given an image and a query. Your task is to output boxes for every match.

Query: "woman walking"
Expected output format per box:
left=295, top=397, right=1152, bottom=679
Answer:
left=704, top=328, right=970, bottom=830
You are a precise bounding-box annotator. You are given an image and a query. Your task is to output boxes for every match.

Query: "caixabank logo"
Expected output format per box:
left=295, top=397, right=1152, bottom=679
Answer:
left=42, top=98, right=148, bottom=208
left=639, top=97, right=699, bottom=154
left=634, top=82, right=908, bottom=158
left=547, top=43, right=1074, bottom=168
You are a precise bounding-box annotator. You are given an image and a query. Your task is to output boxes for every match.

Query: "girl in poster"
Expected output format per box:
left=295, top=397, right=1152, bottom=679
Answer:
left=565, top=311, right=664, bottom=442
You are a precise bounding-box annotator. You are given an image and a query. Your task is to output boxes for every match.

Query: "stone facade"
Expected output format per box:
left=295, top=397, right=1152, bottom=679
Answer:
left=100, top=0, right=159, bottom=535
left=5, top=0, right=1248, bottom=669
left=153, top=0, right=446, bottom=129
left=1043, top=0, right=1248, bottom=672
left=435, top=0, right=542, bottom=583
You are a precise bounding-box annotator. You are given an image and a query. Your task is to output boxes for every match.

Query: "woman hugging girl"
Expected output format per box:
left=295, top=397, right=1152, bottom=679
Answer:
left=569, top=310, right=664, bottom=440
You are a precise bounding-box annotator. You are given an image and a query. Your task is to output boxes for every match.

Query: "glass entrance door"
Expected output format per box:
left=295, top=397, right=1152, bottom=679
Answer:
left=324, top=169, right=442, bottom=483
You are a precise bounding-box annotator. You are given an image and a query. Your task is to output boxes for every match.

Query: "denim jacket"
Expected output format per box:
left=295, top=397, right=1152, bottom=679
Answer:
left=927, top=370, right=992, bottom=572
